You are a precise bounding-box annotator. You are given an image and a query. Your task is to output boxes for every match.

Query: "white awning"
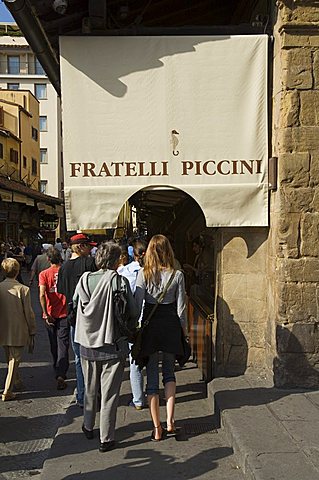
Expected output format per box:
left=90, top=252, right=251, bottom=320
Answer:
left=61, top=35, right=268, bottom=230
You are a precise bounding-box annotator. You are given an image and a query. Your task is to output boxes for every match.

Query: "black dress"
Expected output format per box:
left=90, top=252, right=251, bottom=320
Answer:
left=141, top=302, right=184, bottom=357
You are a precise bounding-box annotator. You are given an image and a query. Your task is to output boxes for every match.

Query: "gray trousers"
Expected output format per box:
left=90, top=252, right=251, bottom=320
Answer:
left=81, top=356, right=125, bottom=442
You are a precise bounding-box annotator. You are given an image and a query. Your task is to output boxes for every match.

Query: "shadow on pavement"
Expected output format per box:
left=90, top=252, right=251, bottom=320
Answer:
left=213, top=384, right=318, bottom=428
left=61, top=446, right=233, bottom=480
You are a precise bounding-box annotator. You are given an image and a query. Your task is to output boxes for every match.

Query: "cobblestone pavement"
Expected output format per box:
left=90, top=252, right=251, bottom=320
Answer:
left=0, top=271, right=76, bottom=480
left=0, top=271, right=244, bottom=480
left=41, top=362, right=244, bottom=480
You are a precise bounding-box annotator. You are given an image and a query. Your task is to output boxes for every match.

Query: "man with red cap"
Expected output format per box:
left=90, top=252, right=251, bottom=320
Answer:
left=57, top=233, right=97, bottom=406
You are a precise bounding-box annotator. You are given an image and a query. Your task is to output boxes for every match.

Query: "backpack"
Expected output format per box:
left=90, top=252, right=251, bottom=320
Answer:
left=112, top=273, right=137, bottom=342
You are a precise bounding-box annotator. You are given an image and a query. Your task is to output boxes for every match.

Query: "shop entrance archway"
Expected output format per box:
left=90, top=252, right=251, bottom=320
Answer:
left=120, top=186, right=216, bottom=382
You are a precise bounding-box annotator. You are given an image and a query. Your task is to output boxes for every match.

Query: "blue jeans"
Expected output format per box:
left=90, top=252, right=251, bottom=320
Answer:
left=70, top=326, right=84, bottom=404
left=129, top=343, right=144, bottom=406
left=146, top=352, right=176, bottom=395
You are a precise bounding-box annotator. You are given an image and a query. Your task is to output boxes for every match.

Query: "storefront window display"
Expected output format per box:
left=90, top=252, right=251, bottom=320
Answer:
left=184, top=232, right=215, bottom=305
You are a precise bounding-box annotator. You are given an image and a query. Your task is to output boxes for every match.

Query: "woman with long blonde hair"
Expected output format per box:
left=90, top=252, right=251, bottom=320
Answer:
left=135, top=234, right=187, bottom=441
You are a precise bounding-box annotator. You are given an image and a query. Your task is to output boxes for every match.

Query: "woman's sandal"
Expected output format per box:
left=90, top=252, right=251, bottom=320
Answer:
left=166, top=423, right=181, bottom=437
left=150, top=424, right=166, bottom=442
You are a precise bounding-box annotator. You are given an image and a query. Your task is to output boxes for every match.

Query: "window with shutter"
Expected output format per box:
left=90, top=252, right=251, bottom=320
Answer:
left=10, top=148, right=18, bottom=164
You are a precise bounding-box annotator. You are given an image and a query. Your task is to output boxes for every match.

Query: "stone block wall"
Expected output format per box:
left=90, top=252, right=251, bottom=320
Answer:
left=269, top=0, right=319, bottom=387
left=215, top=228, right=268, bottom=376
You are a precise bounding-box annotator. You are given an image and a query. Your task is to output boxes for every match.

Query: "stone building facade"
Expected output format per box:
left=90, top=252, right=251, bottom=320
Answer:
left=270, top=0, right=319, bottom=387
left=215, top=0, right=319, bottom=388
left=4, top=0, right=319, bottom=387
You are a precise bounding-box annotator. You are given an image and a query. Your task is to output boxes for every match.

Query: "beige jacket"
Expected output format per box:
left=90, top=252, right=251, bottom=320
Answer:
left=0, top=278, right=36, bottom=346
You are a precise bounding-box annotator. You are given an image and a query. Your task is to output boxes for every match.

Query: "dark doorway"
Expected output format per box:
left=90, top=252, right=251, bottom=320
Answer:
left=129, top=187, right=216, bottom=382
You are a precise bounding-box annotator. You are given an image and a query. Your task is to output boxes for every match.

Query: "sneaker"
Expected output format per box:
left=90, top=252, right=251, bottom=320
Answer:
left=128, top=400, right=143, bottom=410
left=57, top=377, right=67, bottom=390
left=82, top=424, right=94, bottom=439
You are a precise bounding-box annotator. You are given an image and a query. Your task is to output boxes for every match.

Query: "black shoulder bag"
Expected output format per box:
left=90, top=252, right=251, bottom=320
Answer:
left=112, top=273, right=137, bottom=342
left=130, top=270, right=176, bottom=367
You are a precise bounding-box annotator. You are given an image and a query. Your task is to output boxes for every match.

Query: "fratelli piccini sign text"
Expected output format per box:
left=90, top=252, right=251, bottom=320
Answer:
left=70, top=160, right=263, bottom=178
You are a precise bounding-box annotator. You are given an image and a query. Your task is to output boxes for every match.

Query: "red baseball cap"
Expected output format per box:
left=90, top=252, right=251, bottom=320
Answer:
left=69, top=233, right=97, bottom=246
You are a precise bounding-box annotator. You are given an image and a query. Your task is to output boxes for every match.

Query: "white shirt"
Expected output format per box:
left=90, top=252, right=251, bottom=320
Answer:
left=118, top=261, right=141, bottom=293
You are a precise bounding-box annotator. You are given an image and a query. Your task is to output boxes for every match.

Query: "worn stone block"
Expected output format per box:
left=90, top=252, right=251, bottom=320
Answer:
left=251, top=451, right=319, bottom=480
left=278, top=283, right=301, bottom=320
left=277, top=127, right=293, bottom=153
left=309, top=35, right=319, bottom=47
left=281, top=186, right=314, bottom=213
left=274, top=351, right=319, bottom=388
left=303, top=257, right=319, bottom=281
left=278, top=281, right=318, bottom=324
left=314, top=50, right=319, bottom=89
left=293, top=126, right=319, bottom=151
left=273, top=91, right=282, bottom=130
left=291, top=7, right=319, bottom=24
left=279, top=257, right=319, bottom=282
left=309, top=154, right=319, bottom=188
left=276, top=323, right=318, bottom=354
left=273, top=49, right=284, bottom=97
left=269, top=393, right=319, bottom=422
left=280, top=90, right=300, bottom=127
left=300, top=212, right=319, bottom=256
left=299, top=284, right=318, bottom=322
left=283, top=420, right=319, bottom=449
left=279, top=126, right=319, bottom=153
left=311, top=187, right=319, bottom=211
left=282, top=48, right=313, bottom=89
left=226, top=345, right=248, bottom=372
left=282, top=32, right=311, bottom=48
left=240, top=322, right=266, bottom=348
left=246, top=347, right=266, bottom=369
left=221, top=230, right=268, bottom=274
left=223, top=274, right=266, bottom=301
left=277, top=3, right=293, bottom=25
left=278, top=212, right=300, bottom=258
left=224, top=297, right=267, bottom=325
left=279, top=152, right=310, bottom=187
left=279, top=258, right=304, bottom=282
left=300, top=91, right=319, bottom=126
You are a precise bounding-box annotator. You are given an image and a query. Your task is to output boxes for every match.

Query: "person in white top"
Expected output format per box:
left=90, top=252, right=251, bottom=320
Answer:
left=61, top=242, right=72, bottom=263
left=118, top=239, right=147, bottom=410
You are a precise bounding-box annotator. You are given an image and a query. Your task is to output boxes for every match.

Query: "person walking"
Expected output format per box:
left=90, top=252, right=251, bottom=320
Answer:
left=29, top=243, right=52, bottom=286
left=54, top=238, right=63, bottom=252
left=73, top=241, right=138, bottom=452
left=39, top=248, right=69, bottom=390
left=57, top=233, right=97, bottom=407
left=6, top=242, right=26, bottom=285
left=135, top=234, right=187, bottom=441
left=61, top=241, right=72, bottom=263
left=24, top=243, right=33, bottom=271
left=119, top=238, right=147, bottom=410
left=116, top=244, right=128, bottom=275
left=0, top=258, right=36, bottom=401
